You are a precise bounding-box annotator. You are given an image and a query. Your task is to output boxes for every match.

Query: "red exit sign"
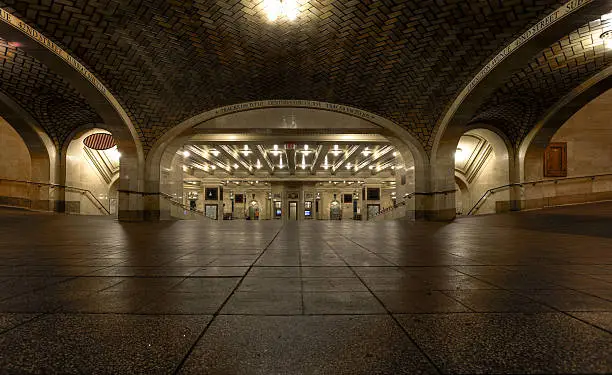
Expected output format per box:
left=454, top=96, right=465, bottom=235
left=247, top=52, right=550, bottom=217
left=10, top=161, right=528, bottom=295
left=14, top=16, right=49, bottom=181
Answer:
left=284, top=143, right=295, bottom=150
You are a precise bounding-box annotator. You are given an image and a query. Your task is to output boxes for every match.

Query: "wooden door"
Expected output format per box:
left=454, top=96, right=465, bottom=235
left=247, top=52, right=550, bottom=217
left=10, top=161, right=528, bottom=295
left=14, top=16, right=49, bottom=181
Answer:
left=544, top=142, right=567, bottom=177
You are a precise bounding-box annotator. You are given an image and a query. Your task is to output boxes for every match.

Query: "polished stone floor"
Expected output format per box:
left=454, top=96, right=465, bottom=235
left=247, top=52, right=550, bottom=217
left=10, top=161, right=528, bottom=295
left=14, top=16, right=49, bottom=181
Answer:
left=0, top=203, right=611, bottom=374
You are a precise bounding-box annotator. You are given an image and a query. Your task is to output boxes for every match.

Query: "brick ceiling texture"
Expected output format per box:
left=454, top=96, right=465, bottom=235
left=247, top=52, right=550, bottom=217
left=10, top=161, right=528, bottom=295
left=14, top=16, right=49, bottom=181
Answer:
left=1, top=0, right=607, bottom=153
left=472, top=15, right=612, bottom=147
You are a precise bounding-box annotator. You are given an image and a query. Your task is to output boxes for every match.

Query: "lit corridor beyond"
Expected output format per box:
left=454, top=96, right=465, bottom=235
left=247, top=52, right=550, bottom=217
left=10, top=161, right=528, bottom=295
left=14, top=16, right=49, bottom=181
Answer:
left=0, top=204, right=611, bottom=374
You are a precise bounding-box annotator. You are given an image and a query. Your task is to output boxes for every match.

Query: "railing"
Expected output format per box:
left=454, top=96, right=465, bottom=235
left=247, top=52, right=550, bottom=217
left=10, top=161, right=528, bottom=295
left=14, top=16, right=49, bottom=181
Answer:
left=161, top=193, right=223, bottom=220
left=0, top=178, right=110, bottom=215
left=467, top=172, right=612, bottom=215
left=159, top=192, right=208, bottom=218
left=371, top=190, right=456, bottom=220
left=373, top=193, right=415, bottom=218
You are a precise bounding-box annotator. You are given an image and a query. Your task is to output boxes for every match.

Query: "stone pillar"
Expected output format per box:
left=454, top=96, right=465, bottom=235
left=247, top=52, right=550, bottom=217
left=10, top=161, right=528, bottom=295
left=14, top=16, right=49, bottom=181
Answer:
left=52, top=149, right=67, bottom=213
left=117, top=151, right=145, bottom=221
left=508, top=148, right=523, bottom=211
left=412, top=156, right=457, bottom=221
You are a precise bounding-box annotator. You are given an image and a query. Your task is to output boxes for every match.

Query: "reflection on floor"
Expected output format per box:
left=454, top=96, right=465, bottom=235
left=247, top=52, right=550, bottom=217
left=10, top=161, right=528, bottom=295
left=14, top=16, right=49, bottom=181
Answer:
left=0, top=203, right=611, bottom=374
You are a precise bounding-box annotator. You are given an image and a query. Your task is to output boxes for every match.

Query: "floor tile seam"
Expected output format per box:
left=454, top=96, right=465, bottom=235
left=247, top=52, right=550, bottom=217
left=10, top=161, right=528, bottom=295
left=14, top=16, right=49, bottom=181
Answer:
left=461, top=273, right=612, bottom=336
left=0, top=275, right=83, bottom=303
left=449, top=268, right=522, bottom=291
left=171, top=223, right=286, bottom=375
left=324, top=236, right=443, bottom=375
left=184, top=259, right=218, bottom=277
left=297, top=237, right=305, bottom=316
left=330, top=233, right=397, bottom=266
left=0, top=312, right=48, bottom=336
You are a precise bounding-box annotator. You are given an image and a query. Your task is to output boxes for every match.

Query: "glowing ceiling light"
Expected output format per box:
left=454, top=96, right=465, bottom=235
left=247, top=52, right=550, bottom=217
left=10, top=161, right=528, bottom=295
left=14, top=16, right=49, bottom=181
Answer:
left=346, top=163, right=351, bottom=169
left=108, top=147, right=121, bottom=161
left=211, top=165, right=216, bottom=170
left=455, top=148, right=466, bottom=162
left=256, top=159, right=262, bottom=169
left=368, top=165, right=374, bottom=170
left=264, top=0, right=298, bottom=22
left=284, top=0, right=298, bottom=21
left=211, top=150, right=220, bottom=156
left=601, top=30, right=612, bottom=50
left=264, top=0, right=282, bottom=21
left=234, top=163, right=239, bottom=169
left=362, top=147, right=371, bottom=156
left=393, top=152, right=397, bottom=157
left=182, top=150, right=190, bottom=157
left=301, top=154, right=306, bottom=169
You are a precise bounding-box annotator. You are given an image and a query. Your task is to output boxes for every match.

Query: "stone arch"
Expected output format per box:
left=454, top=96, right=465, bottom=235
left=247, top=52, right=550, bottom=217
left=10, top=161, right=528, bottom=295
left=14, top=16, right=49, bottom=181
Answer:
left=454, top=175, right=469, bottom=216
left=519, top=66, right=612, bottom=181
left=145, top=101, right=429, bottom=220
left=63, top=127, right=121, bottom=215
left=0, top=10, right=144, bottom=220
left=0, top=91, right=55, bottom=184
left=428, top=1, right=606, bottom=220
left=455, top=127, right=513, bottom=215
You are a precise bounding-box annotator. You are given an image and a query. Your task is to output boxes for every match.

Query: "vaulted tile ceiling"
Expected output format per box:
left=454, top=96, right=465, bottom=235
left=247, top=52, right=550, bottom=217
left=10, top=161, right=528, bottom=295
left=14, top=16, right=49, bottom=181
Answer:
left=0, top=1, right=609, bottom=152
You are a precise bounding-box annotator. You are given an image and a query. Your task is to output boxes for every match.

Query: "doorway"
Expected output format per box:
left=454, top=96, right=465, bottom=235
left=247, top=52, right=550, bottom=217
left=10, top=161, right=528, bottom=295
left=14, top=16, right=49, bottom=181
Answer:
left=205, top=204, right=218, bottom=220
left=367, top=204, right=380, bottom=220
left=289, top=201, right=298, bottom=220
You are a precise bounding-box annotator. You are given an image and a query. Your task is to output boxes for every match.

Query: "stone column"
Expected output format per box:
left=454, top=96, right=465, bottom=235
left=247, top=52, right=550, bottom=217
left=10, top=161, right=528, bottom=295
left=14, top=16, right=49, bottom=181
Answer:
left=52, top=149, right=67, bottom=213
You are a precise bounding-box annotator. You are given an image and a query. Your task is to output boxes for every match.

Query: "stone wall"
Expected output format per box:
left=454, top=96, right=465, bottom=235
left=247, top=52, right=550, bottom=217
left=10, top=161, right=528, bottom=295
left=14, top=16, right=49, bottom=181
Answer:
left=0, top=117, right=35, bottom=209
left=522, top=89, right=612, bottom=209
left=65, top=130, right=113, bottom=215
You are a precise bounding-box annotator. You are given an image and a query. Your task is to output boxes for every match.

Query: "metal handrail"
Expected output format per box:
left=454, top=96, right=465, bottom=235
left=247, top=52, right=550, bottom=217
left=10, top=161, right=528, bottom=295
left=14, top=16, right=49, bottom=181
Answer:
left=159, top=192, right=213, bottom=219
left=0, top=178, right=110, bottom=215
left=467, top=172, right=612, bottom=215
left=371, top=190, right=456, bottom=218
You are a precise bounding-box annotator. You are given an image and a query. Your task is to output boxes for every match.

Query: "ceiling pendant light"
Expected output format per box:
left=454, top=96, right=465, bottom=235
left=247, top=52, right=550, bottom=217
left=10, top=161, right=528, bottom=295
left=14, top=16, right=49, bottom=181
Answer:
left=264, top=0, right=298, bottom=22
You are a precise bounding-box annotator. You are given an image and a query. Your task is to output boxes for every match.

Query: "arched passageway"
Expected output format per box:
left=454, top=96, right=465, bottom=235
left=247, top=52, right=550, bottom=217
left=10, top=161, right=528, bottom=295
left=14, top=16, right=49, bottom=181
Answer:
left=454, top=128, right=511, bottom=215
left=144, top=102, right=426, bottom=222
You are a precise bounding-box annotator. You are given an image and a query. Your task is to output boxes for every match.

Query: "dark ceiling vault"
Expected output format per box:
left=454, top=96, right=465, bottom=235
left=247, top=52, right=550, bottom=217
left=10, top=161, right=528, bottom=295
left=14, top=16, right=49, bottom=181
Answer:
left=0, top=40, right=102, bottom=146
left=0, top=0, right=608, bottom=153
left=472, top=15, right=612, bottom=148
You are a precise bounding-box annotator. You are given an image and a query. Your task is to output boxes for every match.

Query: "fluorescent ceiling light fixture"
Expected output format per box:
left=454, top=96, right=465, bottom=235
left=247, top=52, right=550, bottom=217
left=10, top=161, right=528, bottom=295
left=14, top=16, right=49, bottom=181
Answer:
left=362, top=147, right=371, bottom=156
left=182, top=150, right=190, bottom=157
left=211, top=150, right=220, bottom=156
left=233, top=163, right=239, bottom=169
